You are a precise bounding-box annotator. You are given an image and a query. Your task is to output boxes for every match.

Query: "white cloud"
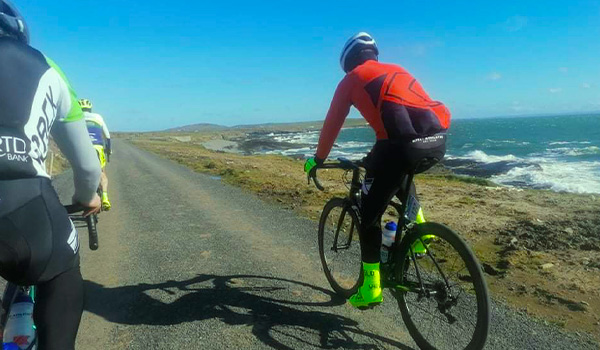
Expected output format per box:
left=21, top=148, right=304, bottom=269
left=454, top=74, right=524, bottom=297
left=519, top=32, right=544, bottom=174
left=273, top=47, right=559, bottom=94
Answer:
left=487, top=72, right=502, bottom=81
left=548, top=88, right=562, bottom=94
left=582, top=83, right=591, bottom=89
left=558, top=67, right=568, bottom=73
left=505, top=15, right=528, bottom=32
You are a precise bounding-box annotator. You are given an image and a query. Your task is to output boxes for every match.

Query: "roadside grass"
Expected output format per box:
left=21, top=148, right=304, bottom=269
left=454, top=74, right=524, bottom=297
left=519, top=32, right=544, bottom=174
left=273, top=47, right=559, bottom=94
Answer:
left=46, top=140, right=70, bottom=176
left=126, top=134, right=600, bottom=343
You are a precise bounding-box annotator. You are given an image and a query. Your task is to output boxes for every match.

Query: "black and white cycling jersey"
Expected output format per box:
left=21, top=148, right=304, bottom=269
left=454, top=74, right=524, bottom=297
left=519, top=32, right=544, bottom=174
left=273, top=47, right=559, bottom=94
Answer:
left=0, top=37, right=100, bottom=203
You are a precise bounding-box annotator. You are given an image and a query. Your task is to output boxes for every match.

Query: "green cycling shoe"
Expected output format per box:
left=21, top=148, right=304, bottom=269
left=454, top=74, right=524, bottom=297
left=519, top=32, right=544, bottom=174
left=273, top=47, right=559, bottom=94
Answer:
left=349, top=262, right=383, bottom=309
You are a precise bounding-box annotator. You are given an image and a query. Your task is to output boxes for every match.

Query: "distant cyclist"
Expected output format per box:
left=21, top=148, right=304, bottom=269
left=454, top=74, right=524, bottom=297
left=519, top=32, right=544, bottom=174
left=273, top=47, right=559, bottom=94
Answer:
left=0, top=1, right=101, bottom=349
left=79, top=99, right=112, bottom=211
left=304, top=32, right=451, bottom=308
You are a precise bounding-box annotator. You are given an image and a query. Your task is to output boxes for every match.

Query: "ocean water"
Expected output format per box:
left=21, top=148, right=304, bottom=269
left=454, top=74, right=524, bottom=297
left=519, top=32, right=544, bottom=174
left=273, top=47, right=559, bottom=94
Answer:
left=261, top=114, right=600, bottom=194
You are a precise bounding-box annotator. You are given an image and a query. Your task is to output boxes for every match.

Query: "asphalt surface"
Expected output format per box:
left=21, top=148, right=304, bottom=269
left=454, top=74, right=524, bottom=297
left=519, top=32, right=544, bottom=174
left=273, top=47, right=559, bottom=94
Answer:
left=42, top=140, right=598, bottom=349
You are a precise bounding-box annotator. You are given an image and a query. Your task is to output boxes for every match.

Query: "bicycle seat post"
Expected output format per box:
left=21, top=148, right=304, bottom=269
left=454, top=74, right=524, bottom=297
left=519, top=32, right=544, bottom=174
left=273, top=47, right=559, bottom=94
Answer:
left=397, top=157, right=438, bottom=227
left=398, top=171, right=416, bottom=227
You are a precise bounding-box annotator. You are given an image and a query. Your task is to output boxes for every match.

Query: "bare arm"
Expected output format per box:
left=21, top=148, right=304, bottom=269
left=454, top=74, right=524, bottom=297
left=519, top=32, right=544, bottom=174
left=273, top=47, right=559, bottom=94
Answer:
left=46, top=56, right=101, bottom=204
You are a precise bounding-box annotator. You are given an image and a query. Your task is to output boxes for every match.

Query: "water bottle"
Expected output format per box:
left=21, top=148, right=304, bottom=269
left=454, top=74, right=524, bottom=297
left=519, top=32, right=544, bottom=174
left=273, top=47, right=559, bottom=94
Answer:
left=3, top=291, right=35, bottom=350
left=2, top=343, right=20, bottom=350
left=380, top=221, right=397, bottom=263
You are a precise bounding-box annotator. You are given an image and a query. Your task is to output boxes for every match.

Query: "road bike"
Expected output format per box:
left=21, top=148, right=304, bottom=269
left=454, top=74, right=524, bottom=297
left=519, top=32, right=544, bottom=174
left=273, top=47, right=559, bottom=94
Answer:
left=310, top=158, right=490, bottom=350
left=0, top=204, right=100, bottom=349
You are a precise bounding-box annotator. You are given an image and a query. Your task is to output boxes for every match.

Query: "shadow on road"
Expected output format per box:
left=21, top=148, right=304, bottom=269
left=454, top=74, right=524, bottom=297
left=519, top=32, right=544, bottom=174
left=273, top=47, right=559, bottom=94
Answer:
left=83, top=274, right=412, bottom=349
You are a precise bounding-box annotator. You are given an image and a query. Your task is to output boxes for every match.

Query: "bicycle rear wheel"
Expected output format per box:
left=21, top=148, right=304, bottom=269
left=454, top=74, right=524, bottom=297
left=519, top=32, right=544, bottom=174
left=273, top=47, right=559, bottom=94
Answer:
left=318, top=198, right=362, bottom=298
left=393, top=222, right=490, bottom=350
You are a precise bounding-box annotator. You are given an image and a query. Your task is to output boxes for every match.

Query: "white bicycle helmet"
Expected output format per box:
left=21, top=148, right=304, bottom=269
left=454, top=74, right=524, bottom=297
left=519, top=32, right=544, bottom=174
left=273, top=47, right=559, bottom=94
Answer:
left=0, top=0, right=29, bottom=44
left=339, top=32, right=378, bottom=72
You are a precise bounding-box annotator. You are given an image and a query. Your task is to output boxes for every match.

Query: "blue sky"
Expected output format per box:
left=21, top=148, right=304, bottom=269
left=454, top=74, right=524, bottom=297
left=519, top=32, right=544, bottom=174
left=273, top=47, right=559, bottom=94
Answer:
left=19, top=0, right=600, bottom=131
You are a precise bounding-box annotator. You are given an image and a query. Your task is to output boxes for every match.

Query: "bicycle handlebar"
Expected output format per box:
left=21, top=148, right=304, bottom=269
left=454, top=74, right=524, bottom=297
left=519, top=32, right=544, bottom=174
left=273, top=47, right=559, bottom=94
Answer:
left=64, top=204, right=99, bottom=251
left=64, top=204, right=86, bottom=214
left=308, top=158, right=363, bottom=192
left=309, top=172, right=325, bottom=191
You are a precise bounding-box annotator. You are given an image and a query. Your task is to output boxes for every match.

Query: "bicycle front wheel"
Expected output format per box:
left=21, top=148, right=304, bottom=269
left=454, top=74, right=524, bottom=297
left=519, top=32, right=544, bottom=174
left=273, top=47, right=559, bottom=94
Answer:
left=318, top=198, right=362, bottom=298
left=394, top=222, right=490, bottom=350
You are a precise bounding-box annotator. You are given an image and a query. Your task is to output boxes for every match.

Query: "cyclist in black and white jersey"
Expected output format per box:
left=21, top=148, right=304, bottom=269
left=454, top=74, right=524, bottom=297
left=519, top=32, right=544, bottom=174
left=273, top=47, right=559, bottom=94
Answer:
left=0, top=1, right=101, bottom=348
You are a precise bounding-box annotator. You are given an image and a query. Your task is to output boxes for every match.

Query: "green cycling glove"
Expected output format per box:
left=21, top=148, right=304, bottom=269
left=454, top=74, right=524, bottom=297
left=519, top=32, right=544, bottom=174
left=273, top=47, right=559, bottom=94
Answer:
left=304, top=156, right=324, bottom=175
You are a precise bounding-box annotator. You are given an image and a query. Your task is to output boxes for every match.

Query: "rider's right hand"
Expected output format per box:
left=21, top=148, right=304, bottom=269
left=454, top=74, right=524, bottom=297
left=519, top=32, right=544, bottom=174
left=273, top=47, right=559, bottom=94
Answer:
left=304, top=156, right=324, bottom=177
left=77, top=194, right=102, bottom=217
left=304, top=157, right=321, bottom=185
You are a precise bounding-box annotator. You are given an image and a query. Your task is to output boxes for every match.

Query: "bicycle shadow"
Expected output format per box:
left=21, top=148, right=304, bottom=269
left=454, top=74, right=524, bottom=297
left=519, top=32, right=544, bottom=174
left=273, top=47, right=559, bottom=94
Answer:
left=83, top=274, right=413, bottom=350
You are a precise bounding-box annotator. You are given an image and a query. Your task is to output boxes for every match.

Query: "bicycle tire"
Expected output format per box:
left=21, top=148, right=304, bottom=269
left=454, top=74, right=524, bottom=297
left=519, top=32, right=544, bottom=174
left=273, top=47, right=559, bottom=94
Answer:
left=394, top=222, right=490, bottom=350
left=318, top=197, right=363, bottom=298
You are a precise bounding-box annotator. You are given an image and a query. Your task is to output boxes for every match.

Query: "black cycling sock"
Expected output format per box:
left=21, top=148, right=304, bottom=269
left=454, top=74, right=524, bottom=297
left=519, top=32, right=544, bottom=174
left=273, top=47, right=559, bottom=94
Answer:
left=359, top=224, right=383, bottom=263
left=34, top=266, right=84, bottom=350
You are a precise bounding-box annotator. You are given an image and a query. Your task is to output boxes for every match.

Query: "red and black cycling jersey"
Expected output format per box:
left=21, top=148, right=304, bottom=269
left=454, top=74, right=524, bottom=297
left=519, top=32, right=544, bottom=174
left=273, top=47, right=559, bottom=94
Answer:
left=316, top=60, right=451, bottom=159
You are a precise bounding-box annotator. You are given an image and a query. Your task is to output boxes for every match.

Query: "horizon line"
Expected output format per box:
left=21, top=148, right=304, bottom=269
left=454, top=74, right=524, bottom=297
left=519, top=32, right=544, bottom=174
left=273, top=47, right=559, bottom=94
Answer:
left=113, top=110, right=600, bottom=133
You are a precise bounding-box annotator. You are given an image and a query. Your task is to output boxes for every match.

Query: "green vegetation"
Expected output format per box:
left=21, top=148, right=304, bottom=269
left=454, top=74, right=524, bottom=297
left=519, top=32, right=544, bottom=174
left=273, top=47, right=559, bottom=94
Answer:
left=442, top=174, right=499, bottom=187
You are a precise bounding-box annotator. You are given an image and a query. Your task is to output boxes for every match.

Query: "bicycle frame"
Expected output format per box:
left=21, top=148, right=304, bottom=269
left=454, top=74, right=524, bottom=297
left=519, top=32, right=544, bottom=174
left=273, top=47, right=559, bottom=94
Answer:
left=312, top=157, right=447, bottom=295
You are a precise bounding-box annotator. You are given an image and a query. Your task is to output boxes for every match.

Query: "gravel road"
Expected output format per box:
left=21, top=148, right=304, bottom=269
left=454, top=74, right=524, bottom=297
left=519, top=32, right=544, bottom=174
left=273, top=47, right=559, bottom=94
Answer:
left=43, top=140, right=598, bottom=349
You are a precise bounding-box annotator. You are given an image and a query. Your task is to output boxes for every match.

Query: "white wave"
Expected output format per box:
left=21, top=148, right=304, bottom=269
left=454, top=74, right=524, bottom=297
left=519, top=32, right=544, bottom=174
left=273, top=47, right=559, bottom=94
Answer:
left=337, top=141, right=373, bottom=149
left=328, top=150, right=364, bottom=160
left=548, top=141, right=592, bottom=145
left=546, top=146, right=600, bottom=157
left=266, top=147, right=314, bottom=157
left=486, top=139, right=516, bottom=144
left=272, top=131, right=320, bottom=144
left=492, top=160, right=600, bottom=194
left=457, top=150, right=520, bottom=163
left=485, top=139, right=533, bottom=146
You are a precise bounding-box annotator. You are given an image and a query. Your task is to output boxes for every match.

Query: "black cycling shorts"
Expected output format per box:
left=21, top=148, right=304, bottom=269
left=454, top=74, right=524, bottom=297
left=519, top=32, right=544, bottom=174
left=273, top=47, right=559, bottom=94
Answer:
left=358, top=134, right=446, bottom=263
left=0, top=178, right=80, bottom=285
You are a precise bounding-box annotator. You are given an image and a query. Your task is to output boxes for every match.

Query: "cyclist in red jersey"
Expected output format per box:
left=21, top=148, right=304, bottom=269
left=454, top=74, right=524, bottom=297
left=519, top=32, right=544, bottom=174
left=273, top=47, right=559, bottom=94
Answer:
left=304, top=32, right=451, bottom=308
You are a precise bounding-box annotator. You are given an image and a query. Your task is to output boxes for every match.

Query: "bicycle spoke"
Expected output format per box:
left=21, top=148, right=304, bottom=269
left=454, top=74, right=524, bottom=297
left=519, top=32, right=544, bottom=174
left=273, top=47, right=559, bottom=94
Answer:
left=319, top=200, right=362, bottom=295
left=397, top=225, right=487, bottom=350
left=345, top=220, right=355, bottom=247
left=332, top=208, right=347, bottom=252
